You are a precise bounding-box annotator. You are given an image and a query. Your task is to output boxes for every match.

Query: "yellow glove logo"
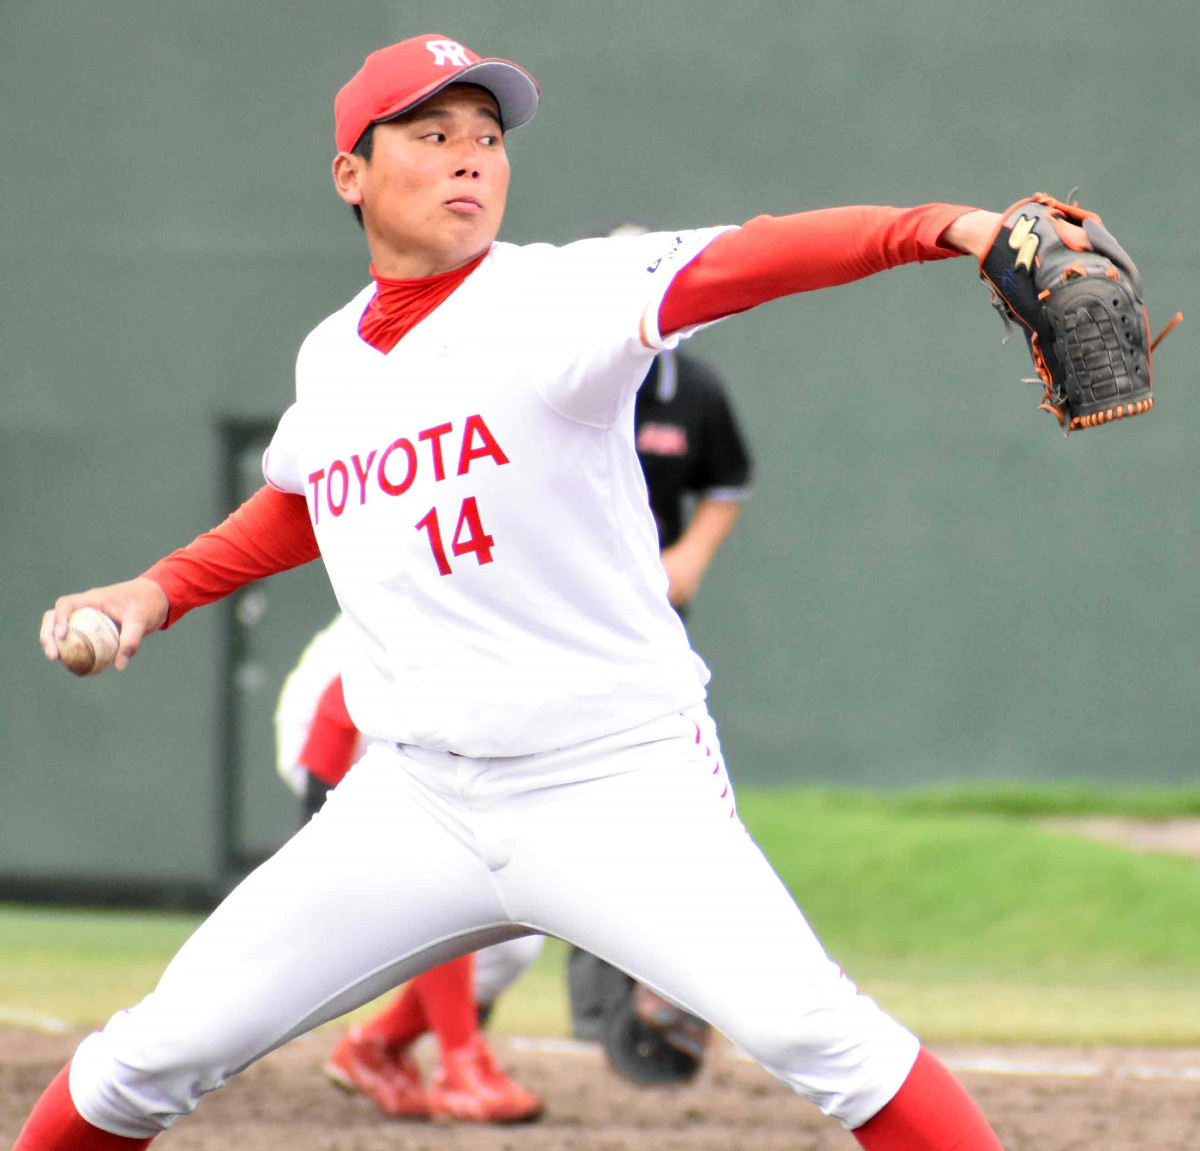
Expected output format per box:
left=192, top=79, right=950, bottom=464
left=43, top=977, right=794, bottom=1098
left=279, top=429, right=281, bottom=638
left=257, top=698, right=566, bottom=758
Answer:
left=1008, top=215, right=1040, bottom=272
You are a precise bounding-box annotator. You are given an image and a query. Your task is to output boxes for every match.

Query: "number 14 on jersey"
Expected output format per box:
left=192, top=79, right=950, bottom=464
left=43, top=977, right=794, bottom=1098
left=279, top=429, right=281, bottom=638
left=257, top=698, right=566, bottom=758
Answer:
left=416, top=497, right=495, bottom=575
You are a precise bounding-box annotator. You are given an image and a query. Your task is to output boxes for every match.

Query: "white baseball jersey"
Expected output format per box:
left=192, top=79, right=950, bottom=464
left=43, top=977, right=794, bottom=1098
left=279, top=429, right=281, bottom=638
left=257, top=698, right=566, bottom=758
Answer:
left=263, top=229, right=733, bottom=757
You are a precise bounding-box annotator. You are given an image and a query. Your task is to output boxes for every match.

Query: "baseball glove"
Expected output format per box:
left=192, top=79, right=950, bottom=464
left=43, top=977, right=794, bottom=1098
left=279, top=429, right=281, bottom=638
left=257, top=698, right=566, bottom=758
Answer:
left=979, top=192, right=1181, bottom=432
left=602, top=982, right=712, bottom=1086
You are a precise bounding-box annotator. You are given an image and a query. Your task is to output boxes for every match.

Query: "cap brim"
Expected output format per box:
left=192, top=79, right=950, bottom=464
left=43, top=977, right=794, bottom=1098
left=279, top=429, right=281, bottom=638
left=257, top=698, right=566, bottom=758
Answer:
left=453, top=59, right=540, bottom=130
left=377, top=57, right=540, bottom=133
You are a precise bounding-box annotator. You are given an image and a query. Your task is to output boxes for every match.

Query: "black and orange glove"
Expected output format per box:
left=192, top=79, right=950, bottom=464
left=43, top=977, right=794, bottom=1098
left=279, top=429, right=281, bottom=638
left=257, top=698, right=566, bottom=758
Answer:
left=980, top=193, right=1180, bottom=432
left=602, top=982, right=711, bottom=1086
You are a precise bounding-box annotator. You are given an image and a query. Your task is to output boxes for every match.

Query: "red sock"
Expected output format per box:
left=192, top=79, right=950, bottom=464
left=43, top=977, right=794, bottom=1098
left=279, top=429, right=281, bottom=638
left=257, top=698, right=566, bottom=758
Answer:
left=14, top=1063, right=153, bottom=1151
left=853, top=1047, right=1004, bottom=1151
left=357, top=956, right=477, bottom=1054
left=415, top=954, right=477, bottom=1057
left=358, top=982, right=429, bottom=1050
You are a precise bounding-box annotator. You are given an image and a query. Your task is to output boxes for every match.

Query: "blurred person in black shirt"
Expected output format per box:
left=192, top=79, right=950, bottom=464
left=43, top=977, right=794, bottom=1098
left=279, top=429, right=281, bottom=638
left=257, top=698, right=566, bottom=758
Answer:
left=634, top=348, right=753, bottom=616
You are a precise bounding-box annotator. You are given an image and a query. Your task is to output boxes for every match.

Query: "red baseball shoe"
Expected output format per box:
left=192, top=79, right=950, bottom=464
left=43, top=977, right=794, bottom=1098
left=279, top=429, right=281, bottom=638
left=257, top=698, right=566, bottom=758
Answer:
left=427, top=1034, right=544, bottom=1123
left=324, top=1025, right=430, bottom=1119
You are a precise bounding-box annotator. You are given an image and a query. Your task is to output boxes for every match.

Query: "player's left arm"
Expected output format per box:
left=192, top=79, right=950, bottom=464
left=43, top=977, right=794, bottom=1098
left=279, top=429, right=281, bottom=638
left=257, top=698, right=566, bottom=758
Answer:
left=655, top=205, right=1089, bottom=337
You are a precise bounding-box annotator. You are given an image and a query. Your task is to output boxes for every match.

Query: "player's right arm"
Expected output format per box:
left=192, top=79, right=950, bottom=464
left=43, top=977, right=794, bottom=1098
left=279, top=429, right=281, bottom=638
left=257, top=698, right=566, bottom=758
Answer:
left=40, top=486, right=318, bottom=671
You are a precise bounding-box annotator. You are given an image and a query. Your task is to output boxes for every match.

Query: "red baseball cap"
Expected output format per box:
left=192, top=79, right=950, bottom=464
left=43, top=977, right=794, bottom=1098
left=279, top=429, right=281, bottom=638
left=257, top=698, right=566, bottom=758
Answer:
left=334, top=34, right=541, bottom=154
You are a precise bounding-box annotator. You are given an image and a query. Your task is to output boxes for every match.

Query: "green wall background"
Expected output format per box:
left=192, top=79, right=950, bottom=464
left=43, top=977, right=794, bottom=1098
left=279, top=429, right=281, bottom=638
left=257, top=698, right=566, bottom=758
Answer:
left=3, top=0, right=1197, bottom=892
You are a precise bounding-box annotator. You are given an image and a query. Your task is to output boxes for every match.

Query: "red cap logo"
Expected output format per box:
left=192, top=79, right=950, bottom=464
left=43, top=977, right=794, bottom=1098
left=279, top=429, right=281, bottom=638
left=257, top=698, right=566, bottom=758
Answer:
left=424, top=39, right=473, bottom=67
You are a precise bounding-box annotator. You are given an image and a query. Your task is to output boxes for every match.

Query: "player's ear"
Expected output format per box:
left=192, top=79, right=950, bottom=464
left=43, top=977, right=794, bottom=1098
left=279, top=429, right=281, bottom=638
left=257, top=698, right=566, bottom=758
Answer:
left=332, top=152, right=366, bottom=208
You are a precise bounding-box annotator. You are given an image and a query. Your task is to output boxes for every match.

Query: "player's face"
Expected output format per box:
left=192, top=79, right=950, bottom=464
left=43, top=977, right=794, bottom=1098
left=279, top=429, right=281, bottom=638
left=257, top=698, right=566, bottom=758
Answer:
left=338, top=85, right=510, bottom=278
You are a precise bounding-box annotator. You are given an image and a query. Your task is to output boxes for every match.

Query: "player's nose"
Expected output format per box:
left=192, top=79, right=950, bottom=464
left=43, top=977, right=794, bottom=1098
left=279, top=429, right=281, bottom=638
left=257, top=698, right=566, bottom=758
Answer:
left=447, top=135, right=489, bottom=179
left=450, top=147, right=482, bottom=179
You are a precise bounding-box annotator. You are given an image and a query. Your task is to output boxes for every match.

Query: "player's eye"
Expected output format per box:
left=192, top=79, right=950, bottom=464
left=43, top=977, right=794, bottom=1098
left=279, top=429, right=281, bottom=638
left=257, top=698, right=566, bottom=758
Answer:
left=480, top=133, right=500, bottom=146
left=422, top=131, right=447, bottom=143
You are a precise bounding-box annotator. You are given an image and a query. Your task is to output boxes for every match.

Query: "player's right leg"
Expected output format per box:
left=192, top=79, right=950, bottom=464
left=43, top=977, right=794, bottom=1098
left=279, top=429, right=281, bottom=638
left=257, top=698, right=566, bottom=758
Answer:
left=13, top=743, right=526, bottom=1149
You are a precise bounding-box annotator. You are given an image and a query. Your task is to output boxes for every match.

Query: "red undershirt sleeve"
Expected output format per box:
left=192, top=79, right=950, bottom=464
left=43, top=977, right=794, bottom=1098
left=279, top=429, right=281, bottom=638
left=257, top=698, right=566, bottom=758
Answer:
left=298, top=675, right=359, bottom=787
left=141, top=486, right=320, bottom=628
left=658, top=203, right=975, bottom=336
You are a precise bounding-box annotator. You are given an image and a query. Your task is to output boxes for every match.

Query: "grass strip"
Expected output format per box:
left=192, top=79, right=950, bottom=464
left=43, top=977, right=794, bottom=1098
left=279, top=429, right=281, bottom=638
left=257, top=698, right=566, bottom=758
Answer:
left=3, top=785, right=1200, bottom=1042
left=755, top=782, right=1200, bottom=819
left=737, top=787, right=1200, bottom=973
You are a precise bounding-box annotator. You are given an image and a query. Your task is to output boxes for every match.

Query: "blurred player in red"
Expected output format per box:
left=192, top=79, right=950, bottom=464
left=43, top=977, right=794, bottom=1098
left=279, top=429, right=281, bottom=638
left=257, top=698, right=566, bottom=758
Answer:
left=276, top=616, right=543, bottom=1122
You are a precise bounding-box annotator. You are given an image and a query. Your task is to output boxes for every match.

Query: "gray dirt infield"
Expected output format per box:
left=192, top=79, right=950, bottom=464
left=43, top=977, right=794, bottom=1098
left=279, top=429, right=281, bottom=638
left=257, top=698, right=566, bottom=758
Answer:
left=3, top=1029, right=1200, bottom=1150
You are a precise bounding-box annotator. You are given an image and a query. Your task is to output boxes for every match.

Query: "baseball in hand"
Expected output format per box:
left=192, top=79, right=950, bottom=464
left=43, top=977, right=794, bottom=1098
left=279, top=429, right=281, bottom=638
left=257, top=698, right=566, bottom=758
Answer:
left=59, top=608, right=121, bottom=676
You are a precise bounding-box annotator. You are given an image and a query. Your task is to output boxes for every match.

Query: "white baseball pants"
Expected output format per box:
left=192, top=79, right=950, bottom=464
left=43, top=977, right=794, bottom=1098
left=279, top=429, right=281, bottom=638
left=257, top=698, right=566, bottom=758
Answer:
left=69, top=705, right=918, bottom=1136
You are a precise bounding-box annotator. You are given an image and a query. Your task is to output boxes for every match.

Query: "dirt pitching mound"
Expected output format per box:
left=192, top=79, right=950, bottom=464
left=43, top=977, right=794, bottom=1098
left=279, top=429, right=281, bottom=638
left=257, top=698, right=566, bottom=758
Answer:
left=3, top=1029, right=1199, bottom=1150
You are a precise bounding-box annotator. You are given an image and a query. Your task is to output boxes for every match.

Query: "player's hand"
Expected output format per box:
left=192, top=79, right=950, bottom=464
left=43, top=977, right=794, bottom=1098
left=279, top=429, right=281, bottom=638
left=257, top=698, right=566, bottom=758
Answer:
left=40, top=577, right=170, bottom=671
left=660, top=544, right=705, bottom=609
left=942, top=210, right=1091, bottom=259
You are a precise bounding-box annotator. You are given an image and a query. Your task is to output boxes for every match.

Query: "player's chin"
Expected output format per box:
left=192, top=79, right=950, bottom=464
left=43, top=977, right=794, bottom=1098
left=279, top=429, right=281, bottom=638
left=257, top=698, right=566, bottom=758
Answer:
left=438, top=214, right=500, bottom=257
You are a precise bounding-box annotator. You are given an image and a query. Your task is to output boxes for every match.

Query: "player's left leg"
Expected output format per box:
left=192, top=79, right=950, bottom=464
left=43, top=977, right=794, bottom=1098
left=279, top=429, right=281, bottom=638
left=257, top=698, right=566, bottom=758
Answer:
left=486, top=706, right=1003, bottom=1150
